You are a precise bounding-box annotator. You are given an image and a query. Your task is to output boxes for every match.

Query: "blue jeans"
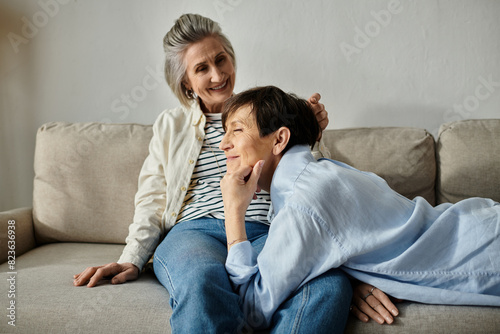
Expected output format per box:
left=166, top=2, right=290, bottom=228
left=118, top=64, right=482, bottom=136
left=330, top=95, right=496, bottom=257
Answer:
left=153, top=219, right=351, bottom=334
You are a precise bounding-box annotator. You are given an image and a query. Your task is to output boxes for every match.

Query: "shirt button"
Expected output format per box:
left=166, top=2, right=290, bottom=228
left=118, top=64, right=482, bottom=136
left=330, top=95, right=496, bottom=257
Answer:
left=197, top=136, right=202, bottom=141
left=189, top=159, right=194, bottom=164
left=181, top=186, right=186, bottom=191
left=171, top=212, right=176, bottom=217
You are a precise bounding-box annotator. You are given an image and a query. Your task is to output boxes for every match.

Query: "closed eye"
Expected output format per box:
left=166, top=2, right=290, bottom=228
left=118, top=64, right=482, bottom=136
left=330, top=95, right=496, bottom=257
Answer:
left=196, top=66, right=207, bottom=73
left=216, top=56, right=226, bottom=65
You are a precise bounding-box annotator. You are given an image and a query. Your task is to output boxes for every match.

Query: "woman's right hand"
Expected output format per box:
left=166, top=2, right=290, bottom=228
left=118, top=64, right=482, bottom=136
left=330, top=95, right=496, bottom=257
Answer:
left=220, top=161, right=264, bottom=219
left=73, top=262, right=139, bottom=287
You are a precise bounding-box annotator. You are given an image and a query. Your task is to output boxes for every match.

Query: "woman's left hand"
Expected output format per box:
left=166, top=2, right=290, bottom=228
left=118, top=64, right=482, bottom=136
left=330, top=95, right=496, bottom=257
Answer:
left=308, top=93, right=329, bottom=134
left=350, top=283, right=400, bottom=325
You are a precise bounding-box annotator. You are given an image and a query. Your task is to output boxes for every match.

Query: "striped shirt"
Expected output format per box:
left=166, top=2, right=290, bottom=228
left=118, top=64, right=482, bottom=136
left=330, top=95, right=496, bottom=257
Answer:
left=177, top=113, right=271, bottom=224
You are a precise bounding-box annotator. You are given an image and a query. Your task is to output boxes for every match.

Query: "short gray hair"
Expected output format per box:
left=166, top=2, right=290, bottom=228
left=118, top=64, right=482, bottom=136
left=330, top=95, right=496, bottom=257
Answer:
left=163, top=13, right=236, bottom=108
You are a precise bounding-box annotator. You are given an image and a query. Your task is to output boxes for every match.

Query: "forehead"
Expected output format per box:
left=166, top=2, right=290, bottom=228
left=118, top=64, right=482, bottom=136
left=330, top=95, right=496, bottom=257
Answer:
left=226, top=105, right=255, bottom=127
left=183, top=36, right=226, bottom=65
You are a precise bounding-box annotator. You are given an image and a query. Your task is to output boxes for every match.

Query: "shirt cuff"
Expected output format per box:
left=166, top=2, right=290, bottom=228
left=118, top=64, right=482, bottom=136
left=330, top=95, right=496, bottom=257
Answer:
left=118, top=243, right=151, bottom=271
left=225, top=241, right=259, bottom=285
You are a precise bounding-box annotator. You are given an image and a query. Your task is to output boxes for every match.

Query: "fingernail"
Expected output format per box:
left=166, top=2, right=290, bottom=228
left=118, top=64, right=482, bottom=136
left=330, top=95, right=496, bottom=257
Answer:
left=392, top=309, right=399, bottom=316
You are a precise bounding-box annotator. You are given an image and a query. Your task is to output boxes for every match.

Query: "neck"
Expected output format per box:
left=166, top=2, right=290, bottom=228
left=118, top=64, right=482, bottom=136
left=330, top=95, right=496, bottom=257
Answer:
left=200, top=99, right=223, bottom=114
left=259, top=156, right=281, bottom=193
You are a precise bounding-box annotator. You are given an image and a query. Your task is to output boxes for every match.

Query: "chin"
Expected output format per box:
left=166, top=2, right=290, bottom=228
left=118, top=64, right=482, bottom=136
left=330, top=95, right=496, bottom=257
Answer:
left=225, top=162, right=238, bottom=173
left=221, top=89, right=234, bottom=101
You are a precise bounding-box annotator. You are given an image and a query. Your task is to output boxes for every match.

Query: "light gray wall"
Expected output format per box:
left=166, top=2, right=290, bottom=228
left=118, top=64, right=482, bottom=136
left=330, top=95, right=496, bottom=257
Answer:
left=1, top=0, right=499, bottom=211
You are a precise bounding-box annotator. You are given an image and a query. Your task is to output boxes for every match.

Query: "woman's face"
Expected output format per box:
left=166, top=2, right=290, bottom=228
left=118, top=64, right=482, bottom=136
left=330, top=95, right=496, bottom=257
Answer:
left=220, top=105, right=277, bottom=190
left=182, top=36, right=236, bottom=113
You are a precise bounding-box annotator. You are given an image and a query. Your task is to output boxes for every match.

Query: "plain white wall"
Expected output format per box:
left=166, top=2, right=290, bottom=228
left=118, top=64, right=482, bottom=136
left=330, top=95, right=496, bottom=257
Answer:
left=1, top=0, right=499, bottom=211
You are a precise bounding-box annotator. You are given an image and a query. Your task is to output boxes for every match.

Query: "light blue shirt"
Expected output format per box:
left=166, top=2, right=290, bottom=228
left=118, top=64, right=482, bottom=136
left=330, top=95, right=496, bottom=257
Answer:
left=226, top=145, right=500, bottom=328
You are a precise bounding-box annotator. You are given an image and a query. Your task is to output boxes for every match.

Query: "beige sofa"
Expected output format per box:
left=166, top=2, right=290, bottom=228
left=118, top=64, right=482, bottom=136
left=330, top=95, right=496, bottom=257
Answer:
left=1, top=119, right=499, bottom=333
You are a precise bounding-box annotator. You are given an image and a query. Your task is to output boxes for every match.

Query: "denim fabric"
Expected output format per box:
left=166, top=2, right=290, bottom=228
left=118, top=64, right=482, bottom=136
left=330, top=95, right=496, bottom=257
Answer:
left=153, top=218, right=351, bottom=333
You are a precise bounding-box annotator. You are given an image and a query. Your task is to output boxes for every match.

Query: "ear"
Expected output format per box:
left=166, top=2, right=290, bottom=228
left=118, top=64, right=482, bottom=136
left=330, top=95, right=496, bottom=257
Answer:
left=181, top=77, right=191, bottom=91
left=272, top=127, right=290, bottom=156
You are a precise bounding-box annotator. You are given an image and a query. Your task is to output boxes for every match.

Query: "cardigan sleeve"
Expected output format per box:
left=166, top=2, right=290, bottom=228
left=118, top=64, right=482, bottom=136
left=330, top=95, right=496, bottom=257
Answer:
left=118, top=111, right=169, bottom=270
left=311, top=137, right=331, bottom=160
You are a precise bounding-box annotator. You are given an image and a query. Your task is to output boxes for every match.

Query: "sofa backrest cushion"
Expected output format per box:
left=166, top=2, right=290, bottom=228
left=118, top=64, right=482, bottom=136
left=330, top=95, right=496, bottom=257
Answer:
left=322, top=127, right=436, bottom=205
left=33, top=122, right=152, bottom=245
left=32, top=122, right=438, bottom=244
left=436, top=119, right=500, bottom=204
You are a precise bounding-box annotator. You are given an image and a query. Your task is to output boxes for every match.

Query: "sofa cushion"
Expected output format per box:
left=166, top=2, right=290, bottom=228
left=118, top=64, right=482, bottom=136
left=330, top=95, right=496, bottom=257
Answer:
left=33, top=122, right=153, bottom=244
left=322, top=127, right=436, bottom=205
left=1, top=243, right=498, bottom=333
left=437, top=119, right=500, bottom=204
left=344, top=303, right=500, bottom=333
left=0, top=243, right=171, bottom=333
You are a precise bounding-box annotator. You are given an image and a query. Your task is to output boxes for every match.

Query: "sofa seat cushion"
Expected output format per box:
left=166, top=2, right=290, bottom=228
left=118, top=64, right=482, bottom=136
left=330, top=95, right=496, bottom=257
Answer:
left=2, top=242, right=498, bottom=333
left=437, top=119, right=500, bottom=204
left=0, top=243, right=171, bottom=334
left=345, top=303, right=500, bottom=333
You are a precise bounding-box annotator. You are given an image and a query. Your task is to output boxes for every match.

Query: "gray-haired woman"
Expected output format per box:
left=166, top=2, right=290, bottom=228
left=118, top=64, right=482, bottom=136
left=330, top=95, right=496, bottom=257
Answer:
left=74, top=13, right=352, bottom=332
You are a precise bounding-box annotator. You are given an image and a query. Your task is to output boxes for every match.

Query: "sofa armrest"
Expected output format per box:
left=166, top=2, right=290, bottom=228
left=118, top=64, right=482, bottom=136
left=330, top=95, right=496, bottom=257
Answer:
left=1, top=207, right=36, bottom=264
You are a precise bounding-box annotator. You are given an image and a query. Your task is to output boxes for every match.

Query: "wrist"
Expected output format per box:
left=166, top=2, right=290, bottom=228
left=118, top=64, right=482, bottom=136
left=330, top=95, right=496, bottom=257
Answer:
left=224, top=215, right=247, bottom=248
left=227, top=238, right=247, bottom=247
left=224, top=209, right=246, bottom=222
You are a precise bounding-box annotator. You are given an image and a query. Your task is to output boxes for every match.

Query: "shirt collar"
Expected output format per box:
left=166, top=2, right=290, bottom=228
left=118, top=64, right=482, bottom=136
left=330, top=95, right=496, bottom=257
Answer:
left=189, top=99, right=205, bottom=126
left=269, top=145, right=315, bottom=219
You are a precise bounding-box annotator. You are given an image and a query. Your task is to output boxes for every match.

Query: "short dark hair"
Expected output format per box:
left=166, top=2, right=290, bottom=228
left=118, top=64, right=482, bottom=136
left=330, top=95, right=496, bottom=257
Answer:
left=222, top=86, right=320, bottom=153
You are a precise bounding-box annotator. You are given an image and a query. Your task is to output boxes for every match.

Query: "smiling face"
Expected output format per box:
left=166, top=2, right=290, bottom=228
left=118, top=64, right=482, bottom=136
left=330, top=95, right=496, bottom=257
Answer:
left=220, top=105, right=285, bottom=191
left=182, top=36, right=236, bottom=113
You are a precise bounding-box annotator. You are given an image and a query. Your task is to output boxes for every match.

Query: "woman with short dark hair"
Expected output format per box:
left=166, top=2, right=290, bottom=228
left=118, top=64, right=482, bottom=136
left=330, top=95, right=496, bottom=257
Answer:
left=220, top=85, right=500, bottom=329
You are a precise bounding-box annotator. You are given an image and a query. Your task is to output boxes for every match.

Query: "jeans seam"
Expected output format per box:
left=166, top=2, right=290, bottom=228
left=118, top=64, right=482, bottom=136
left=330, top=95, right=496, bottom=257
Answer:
left=290, top=283, right=309, bottom=334
left=154, top=254, right=178, bottom=307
